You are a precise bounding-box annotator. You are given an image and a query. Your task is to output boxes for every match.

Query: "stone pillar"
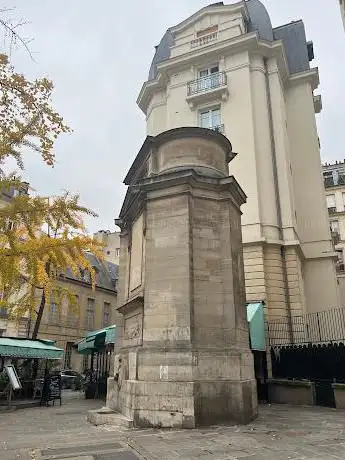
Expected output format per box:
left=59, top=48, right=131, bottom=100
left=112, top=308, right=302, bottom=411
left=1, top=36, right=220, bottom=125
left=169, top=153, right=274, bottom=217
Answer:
left=114, top=127, right=257, bottom=428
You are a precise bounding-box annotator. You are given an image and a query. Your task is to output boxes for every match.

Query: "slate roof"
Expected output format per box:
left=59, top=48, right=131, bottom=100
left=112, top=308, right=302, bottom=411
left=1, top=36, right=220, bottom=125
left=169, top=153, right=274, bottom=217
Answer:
left=64, top=252, right=118, bottom=292
left=148, top=0, right=312, bottom=81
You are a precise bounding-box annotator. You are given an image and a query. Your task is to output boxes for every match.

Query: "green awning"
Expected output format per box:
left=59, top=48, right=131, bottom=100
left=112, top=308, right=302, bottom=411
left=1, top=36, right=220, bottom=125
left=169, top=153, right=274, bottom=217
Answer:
left=77, top=325, right=116, bottom=355
left=0, top=338, right=64, bottom=360
left=247, top=302, right=266, bottom=351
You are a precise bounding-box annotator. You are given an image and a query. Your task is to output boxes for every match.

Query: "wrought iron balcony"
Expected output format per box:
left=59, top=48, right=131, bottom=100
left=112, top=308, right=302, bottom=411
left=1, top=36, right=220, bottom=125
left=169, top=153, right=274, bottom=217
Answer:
left=187, top=72, right=227, bottom=96
left=324, top=174, right=345, bottom=188
left=191, top=32, right=218, bottom=49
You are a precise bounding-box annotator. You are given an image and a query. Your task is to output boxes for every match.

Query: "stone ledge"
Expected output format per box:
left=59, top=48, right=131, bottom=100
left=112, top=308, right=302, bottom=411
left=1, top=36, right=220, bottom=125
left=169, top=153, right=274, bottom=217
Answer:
left=268, top=379, right=315, bottom=406
left=87, top=407, right=133, bottom=428
left=268, top=379, right=313, bottom=388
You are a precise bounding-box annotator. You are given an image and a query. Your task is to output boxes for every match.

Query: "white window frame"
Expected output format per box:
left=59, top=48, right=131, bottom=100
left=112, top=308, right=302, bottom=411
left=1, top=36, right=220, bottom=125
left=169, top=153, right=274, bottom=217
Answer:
left=330, top=220, right=340, bottom=233
left=199, top=106, right=221, bottom=130
left=326, top=194, right=336, bottom=210
left=198, top=64, right=219, bottom=79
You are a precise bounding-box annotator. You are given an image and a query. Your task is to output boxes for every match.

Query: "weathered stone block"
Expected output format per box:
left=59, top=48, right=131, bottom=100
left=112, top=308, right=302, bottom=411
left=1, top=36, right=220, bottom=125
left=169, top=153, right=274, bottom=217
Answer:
left=111, top=128, right=257, bottom=428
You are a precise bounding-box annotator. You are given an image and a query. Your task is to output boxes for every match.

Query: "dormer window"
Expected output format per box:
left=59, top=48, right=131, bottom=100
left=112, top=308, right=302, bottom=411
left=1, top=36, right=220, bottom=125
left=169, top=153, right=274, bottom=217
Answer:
left=196, top=25, right=218, bottom=38
left=191, top=25, right=218, bottom=49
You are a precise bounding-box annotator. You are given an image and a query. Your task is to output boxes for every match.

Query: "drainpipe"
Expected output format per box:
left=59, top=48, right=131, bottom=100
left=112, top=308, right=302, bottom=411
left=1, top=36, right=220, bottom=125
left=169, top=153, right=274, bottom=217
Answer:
left=263, top=58, right=294, bottom=343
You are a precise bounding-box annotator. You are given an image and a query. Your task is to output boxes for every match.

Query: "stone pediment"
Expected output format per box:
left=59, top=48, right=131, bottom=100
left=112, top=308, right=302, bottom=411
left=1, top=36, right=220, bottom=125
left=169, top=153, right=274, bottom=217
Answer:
left=170, top=3, right=248, bottom=38
left=169, top=3, right=248, bottom=60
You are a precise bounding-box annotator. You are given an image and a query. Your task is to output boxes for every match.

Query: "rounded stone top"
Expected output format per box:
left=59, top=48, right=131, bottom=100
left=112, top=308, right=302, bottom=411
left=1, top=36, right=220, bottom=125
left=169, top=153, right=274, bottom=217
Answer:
left=153, top=127, right=235, bottom=179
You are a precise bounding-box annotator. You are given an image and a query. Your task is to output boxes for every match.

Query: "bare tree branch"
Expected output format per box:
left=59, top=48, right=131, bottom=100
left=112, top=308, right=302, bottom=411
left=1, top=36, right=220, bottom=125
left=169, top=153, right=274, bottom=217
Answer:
left=0, top=8, right=35, bottom=60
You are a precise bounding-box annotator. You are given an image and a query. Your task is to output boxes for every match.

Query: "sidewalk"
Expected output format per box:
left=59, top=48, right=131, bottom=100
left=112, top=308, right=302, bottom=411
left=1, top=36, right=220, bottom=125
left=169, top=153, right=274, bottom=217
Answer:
left=0, top=391, right=345, bottom=459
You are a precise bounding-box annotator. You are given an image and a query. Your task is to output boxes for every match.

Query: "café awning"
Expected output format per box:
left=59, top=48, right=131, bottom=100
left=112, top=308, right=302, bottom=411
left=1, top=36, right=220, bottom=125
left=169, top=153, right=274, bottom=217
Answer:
left=77, top=325, right=116, bottom=355
left=247, top=302, right=266, bottom=351
left=0, top=337, right=64, bottom=360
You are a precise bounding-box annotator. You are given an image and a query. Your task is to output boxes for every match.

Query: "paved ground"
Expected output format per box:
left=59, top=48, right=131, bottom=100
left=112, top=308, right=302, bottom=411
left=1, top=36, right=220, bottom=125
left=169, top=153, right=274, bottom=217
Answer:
left=1, top=391, right=345, bottom=459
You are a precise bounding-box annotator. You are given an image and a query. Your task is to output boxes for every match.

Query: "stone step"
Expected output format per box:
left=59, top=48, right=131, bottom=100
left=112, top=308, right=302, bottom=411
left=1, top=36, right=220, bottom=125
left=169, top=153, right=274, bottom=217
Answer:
left=87, top=407, right=133, bottom=428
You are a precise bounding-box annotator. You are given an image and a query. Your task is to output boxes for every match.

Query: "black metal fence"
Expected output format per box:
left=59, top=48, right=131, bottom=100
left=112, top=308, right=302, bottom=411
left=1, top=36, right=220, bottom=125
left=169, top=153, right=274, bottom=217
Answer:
left=271, top=343, right=345, bottom=382
left=267, top=307, right=345, bottom=386
left=267, top=307, right=345, bottom=346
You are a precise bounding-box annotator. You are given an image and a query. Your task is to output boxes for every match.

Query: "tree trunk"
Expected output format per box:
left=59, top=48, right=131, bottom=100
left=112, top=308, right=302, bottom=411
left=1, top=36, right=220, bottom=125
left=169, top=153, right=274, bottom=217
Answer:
left=32, top=290, right=46, bottom=340
left=32, top=262, right=50, bottom=340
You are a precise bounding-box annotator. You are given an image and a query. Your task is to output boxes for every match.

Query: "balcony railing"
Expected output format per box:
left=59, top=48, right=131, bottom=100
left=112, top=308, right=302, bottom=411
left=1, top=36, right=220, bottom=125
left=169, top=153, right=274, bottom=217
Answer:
left=187, top=72, right=227, bottom=96
left=324, top=175, right=345, bottom=188
left=211, top=124, right=224, bottom=134
left=191, top=32, right=218, bottom=49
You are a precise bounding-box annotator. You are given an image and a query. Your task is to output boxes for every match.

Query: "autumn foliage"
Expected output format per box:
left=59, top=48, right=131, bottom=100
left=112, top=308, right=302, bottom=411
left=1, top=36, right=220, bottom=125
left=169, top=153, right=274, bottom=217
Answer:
left=0, top=54, right=102, bottom=334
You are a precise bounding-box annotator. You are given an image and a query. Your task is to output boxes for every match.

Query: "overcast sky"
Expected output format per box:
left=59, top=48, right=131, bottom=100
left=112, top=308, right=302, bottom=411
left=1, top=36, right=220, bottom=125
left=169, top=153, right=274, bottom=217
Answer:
left=6, top=0, right=345, bottom=233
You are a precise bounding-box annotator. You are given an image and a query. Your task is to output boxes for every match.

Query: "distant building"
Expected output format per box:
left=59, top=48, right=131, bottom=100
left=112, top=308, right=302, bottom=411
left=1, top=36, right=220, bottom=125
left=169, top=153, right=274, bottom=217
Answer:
left=37, top=253, right=119, bottom=371
left=0, top=181, right=30, bottom=338
left=323, top=161, right=345, bottom=303
left=93, top=230, right=121, bottom=265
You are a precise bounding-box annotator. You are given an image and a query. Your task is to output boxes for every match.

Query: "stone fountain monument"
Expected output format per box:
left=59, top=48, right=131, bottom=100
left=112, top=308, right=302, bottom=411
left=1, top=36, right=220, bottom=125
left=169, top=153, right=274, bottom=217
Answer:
left=89, top=127, right=257, bottom=428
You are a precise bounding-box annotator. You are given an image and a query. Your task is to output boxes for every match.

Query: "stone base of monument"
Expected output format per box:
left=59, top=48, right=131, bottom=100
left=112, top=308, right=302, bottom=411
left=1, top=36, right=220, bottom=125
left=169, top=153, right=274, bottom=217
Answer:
left=118, top=379, right=257, bottom=429
left=114, top=348, right=258, bottom=428
left=87, top=407, right=133, bottom=428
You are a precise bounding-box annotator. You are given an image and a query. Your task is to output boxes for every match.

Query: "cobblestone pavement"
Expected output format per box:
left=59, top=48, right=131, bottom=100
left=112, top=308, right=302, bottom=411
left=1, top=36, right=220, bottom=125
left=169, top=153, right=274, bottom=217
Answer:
left=1, top=391, right=345, bottom=459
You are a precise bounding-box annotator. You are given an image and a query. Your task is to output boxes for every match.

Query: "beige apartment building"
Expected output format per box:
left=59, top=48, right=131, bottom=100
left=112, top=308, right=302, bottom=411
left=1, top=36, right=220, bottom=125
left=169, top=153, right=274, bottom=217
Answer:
left=36, top=254, right=119, bottom=371
left=137, top=0, right=339, bottom=319
left=94, top=230, right=121, bottom=265
left=323, top=161, right=345, bottom=304
left=0, top=182, right=30, bottom=338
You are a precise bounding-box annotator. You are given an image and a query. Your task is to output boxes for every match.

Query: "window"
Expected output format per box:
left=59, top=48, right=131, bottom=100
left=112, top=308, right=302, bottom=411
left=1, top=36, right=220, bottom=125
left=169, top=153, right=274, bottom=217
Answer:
left=82, top=355, right=89, bottom=371
left=49, top=300, right=59, bottom=324
left=0, top=329, right=5, bottom=337
left=342, top=193, right=345, bottom=211
left=200, top=107, right=221, bottom=130
left=64, top=342, right=73, bottom=369
left=336, top=249, right=344, bottom=272
left=326, top=194, right=336, bottom=213
left=324, top=168, right=345, bottom=188
left=80, top=268, right=91, bottom=284
left=115, top=248, right=120, bottom=258
left=103, top=302, right=111, bottom=327
left=330, top=220, right=340, bottom=234
left=199, top=65, right=219, bottom=78
left=197, top=65, right=221, bottom=92
left=67, top=295, right=78, bottom=327
left=85, top=298, right=95, bottom=330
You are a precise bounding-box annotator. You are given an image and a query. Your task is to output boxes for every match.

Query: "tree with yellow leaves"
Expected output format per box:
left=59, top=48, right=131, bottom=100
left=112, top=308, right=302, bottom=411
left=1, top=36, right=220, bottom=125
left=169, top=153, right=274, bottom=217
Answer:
left=0, top=53, right=102, bottom=338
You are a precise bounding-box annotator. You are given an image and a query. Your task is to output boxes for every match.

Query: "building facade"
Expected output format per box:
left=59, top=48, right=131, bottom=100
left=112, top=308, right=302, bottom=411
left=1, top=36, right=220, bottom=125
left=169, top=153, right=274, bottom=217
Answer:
left=137, top=0, right=339, bottom=318
left=93, top=230, right=121, bottom=265
left=0, top=182, right=30, bottom=338
left=323, top=161, right=345, bottom=304
left=36, top=254, right=119, bottom=371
